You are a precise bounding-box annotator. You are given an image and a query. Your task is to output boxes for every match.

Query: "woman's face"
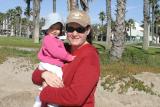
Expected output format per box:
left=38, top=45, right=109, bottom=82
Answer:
left=66, top=22, right=90, bottom=47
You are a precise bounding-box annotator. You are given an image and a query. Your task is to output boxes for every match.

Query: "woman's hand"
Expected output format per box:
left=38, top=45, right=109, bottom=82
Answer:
left=41, top=71, right=64, bottom=88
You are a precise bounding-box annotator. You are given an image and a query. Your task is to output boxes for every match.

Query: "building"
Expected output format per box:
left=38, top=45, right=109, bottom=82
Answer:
left=126, top=22, right=143, bottom=42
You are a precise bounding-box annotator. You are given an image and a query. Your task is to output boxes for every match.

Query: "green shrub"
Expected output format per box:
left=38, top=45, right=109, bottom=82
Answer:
left=122, top=46, right=160, bottom=67
left=99, top=45, right=160, bottom=95
left=0, top=37, right=40, bottom=48
left=93, top=43, right=106, bottom=53
left=0, top=47, right=38, bottom=64
left=122, top=46, right=149, bottom=64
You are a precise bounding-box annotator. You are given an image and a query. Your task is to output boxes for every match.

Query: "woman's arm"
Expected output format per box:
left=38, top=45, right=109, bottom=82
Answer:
left=32, top=68, right=64, bottom=87
left=41, top=71, right=64, bottom=87
left=39, top=52, right=100, bottom=106
left=32, top=68, right=44, bottom=86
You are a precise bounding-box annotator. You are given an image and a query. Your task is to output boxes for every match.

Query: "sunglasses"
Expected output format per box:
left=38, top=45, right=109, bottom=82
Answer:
left=66, top=26, right=86, bottom=33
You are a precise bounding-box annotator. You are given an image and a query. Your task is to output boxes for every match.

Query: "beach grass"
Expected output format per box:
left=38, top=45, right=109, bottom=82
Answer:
left=99, top=45, right=160, bottom=95
left=0, top=37, right=160, bottom=95
left=0, top=36, right=40, bottom=48
left=0, top=47, right=38, bottom=64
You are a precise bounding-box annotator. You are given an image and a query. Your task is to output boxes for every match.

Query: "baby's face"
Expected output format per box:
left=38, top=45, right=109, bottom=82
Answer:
left=49, top=29, right=61, bottom=36
left=48, top=22, right=62, bottom=36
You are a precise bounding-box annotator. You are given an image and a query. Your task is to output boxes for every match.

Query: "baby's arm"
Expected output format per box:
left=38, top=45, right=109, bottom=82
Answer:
left=44, top=36, right=75, bottom=62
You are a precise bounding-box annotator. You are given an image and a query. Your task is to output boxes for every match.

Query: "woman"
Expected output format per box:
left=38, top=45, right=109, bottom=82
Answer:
left=32, top=10, right=100, bottom=107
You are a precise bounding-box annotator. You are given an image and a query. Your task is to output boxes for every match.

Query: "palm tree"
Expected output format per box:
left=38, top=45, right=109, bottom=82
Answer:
left=99, top=11, right=105, bottom=26
left=67, top=0, right=79, bottom=11
left=24, top=0, right=32, bottom=38
left=67, top=0, right=92, bottom=11
left=3, top=13, right=9, bottom=35
left=143, top=0, right=150, bottom=50
left=127, top=19, right=135, bottom=41
left=110, top=0, right=126, bottom=61
left=80, top=0, right=89, bottom=11
left=98, top=11, right=106, bottom=41
left=155, top=4, right=160, bottom=44
left=7, top=9, right=17, bottom=36
left=33, top=0, right=41, bottom=43
left=53, top=0, right=56, bottom=13
left=24, top=0, right=31, bottom=17
left=0, top=12, right=4, bottom=35
left=149, top=0, right=158, bottom=43
left=21, top=17, right=28, bottom=36
left=39, top=17, right=45, bottom=29
left=106, top=0, right=112, bottom=46
left=15, top=6, right=22, bottom=37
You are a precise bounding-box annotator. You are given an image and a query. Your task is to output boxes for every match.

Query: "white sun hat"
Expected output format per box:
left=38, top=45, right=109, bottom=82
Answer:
left=42, top=13, right=63, bottom=30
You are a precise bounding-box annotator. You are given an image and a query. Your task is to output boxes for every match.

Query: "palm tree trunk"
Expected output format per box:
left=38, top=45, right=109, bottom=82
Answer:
left=143, top=0, right=149, bottom=50
left=155, top=23, right=158, bottom=44
left=27, top=16, right=30, bottom=38
left=151, top=3, right=155, bottom=44
left=106, top=0, right=111, bottom=47
left=129, top=25, right=131, bottom=40
left=10, top=26, right=14, bottom=36
left=110, top=0, right=126, bottom=61
left=33, top=0, right=40, bottom=43
left=53, top=0, right=56, bottom=13
left=80, top=0, right=89, bottom=12
left=19, top=17, right=22, bottom=37
left=68, top=0, right=78, bottom=11
left=25, top=0, right=31, bottom=38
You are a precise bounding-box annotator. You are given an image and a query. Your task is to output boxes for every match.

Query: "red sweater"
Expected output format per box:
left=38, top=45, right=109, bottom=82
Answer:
left=32, top=44, right=100, bottom=107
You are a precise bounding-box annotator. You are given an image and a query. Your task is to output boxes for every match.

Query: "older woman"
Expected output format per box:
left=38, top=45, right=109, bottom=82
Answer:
left=32, top=10, right=100, bottom=107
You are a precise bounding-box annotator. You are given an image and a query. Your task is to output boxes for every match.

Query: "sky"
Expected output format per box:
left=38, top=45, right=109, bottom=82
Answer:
left=0, top=0, right=143, bottom=24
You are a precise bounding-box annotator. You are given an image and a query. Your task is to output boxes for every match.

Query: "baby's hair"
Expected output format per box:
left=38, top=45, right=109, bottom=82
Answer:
left=47, top=22, right=63, bottom=36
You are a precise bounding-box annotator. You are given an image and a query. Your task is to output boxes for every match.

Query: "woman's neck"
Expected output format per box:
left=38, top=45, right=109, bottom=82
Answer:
left=71, top=41, right=89, bottom=52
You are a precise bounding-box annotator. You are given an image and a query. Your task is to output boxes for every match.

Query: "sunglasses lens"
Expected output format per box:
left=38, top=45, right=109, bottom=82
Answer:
left=76, top=27, right=86, bottom=33
left=66, top=26, right=86, bottom=33
left=66, top=27, right=74, bottom=32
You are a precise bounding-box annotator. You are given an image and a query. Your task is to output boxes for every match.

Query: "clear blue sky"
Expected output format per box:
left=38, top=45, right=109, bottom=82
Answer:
left=0, top=0, right=143, bottom=24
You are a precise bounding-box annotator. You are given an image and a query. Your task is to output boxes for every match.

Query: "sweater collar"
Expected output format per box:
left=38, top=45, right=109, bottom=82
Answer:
left=71, top=43, right=91, bottom=56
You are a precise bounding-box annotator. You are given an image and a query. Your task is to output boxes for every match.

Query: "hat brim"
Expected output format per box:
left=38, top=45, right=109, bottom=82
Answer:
left=66, top=19, right=89, bottom=27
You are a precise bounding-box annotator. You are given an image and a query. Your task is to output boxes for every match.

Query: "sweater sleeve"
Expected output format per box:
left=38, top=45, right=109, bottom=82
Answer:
left=44, top=36, right=74, bottom=62
left=40, top=52, right=100, bottom=106
left=32, top=68, right=44, bottom=86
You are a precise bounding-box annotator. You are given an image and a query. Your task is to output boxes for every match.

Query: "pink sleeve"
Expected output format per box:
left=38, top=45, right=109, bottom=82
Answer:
left=43, top=36, right=73, bottom=62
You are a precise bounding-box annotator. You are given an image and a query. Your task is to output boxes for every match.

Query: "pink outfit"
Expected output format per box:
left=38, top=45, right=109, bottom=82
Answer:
left=38, top=35, right=73, bottom=67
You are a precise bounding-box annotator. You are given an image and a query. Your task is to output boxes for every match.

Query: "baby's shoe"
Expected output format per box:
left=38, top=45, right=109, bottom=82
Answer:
left=33, top=96, right=42, bottom=107
left=48, top=104, right=58, bottom=107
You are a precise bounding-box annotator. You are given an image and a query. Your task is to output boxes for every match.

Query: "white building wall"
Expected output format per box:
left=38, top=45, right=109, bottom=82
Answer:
left=127, top=22, right=160, bottom=43
left=127, top=22, right=143, bottom=40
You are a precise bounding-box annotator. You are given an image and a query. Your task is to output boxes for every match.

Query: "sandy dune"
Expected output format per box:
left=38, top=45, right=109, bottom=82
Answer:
left=0, top=57, right=160, bottom=107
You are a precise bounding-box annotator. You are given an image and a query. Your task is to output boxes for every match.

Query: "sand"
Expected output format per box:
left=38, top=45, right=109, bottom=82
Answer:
left=0, top=57, right=160, bottom=107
